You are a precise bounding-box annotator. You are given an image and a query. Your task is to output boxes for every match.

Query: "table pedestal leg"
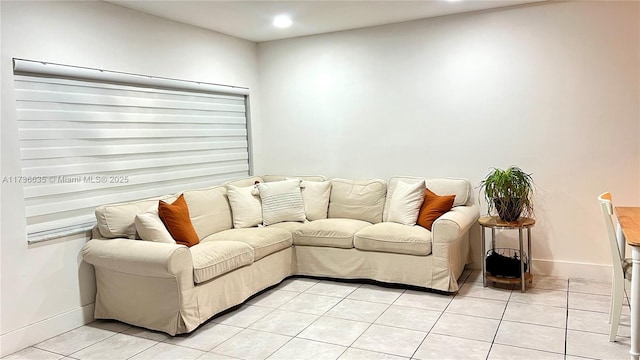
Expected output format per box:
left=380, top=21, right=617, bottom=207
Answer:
left=519, top=228, right=525, bottom=293
left=630, top=246, right=640, bottom=360
left=528, top=228, right=532, bottom=282
left=481, top=226, right=486, bottom=287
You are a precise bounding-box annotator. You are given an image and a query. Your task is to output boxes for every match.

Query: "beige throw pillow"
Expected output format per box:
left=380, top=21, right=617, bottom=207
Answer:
left=300, top=180, right=331, bottom=221
left=134, top=206, right=176, bottom=244
left=226, top=184, right=263, bottom=228
left=387, top=180, right=426, bottom=226
left=256, top=179, right=306, bottom=226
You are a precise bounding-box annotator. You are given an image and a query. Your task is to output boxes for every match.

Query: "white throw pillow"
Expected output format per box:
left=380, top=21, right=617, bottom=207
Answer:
left=134, top=206, right=176, bottom=244
left=387, top=180, right=426, bottom=226
left=226, top=184, right=263, bottom=228
left=256, top=179, right=306, bottom=226
left=300, top=180, right=331, bottom=221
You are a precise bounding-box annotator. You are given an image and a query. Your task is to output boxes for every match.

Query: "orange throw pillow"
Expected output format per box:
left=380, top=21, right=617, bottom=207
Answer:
left=158, top=194, right=200, bottom=247
left=417, top=188, right=455, bottom=230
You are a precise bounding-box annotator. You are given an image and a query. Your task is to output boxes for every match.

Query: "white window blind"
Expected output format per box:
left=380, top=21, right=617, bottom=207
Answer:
left=13, top=59, right=251, bottom=243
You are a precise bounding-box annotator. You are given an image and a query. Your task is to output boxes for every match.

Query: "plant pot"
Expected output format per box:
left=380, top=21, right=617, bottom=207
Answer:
left=494, top=197, right=523, bottom=222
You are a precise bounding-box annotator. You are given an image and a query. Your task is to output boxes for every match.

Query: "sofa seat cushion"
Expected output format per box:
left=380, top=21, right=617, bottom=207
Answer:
left=268, top=221, right=307, bottom=232
left=354, top=222, right=432, bottom=256
left=293, top=218, right=372, bottom=248
left=190, top=241, right=254, bottom=283
left=202, top=227, right=292, bottom=260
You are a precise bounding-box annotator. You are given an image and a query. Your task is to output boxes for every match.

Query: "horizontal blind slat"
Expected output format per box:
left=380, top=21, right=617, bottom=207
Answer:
left=18, top=109, right=245, bottom=124
left=19, top=128, right=246, bottom=139
left=20, top=140, right=248, bottom=159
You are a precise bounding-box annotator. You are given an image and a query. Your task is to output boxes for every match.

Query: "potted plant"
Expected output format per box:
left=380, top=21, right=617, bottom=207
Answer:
left=479, top=166, right=534, bottom=221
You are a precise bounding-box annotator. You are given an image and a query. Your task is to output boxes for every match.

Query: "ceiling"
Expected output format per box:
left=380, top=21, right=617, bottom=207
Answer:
left=104, top=0, right=546, bottom=43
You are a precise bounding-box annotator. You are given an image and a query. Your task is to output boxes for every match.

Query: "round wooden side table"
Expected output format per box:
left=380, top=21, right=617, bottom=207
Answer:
left=478, top=216, right=535, bottom=293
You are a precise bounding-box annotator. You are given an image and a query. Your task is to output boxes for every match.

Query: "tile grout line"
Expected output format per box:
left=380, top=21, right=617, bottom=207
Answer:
left=485, top=281, right=514, bottom=360
left=408, top=281, right=459, bottom=359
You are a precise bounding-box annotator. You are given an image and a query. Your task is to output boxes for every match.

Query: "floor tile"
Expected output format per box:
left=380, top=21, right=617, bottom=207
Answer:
left=346, top=284, right=404, bottom=304
left=530, top=276, right=568, bottom=291
left=568, top=292, right=612, bottom=313
left=374, top=305, right=441, bottom=332
left=351, top=324, right=426, bottom=358
left=459, top=268, right=473, bottom=281
left=392, top=290, right=453, bottom=312
left=509, top=288, right=567, bottom=308
left=325, top=299, right=389, bottom=323
left=337, top=348, right=407, bottom=359
left=128, top=342, right=205, bottom=360
left=487, top=344, right=565, bottom=359
left=465, top=270, right=484, bottom=284
left=502, top=302, right=567, bottom=328
left=86, top=320, right=131, bottom=333
left=414, top=333, right=491, bottom=360
left=568, top=309, right=631, bottom=337
left=566, top=329, right=632, bottom=359
left=70, top=333, right=156, bottom=360
left=247, top=289, right=300, bottom=308
left=278, top=278, right=319, bottom=292
left=305, top=281, right=360, bottom=298
left=164, top=323, right=243, bottom=351
left=197, top=352, right=241, bottom=360
left=445, top=296, right=507, bottom=319
left=279, top=293, right=342, bottom=315
left=35, top=326, right=116, bottom=356
left=122, top=327, right=170, bottom=342
left=211, top=305, right=273, bottom=327
left=297, top=317, right=370, bottom=346
left=2, top=347, right=64, bottom=360
left=569, top=278, right=611, bottom=296
left=212, top=329, right=291, bottom=360
left=456, top=282, right=512, bottom=301
left=494, top=321, right=565, bottom=354
left=248, top=309, right=319, bottom=336
left=431, top=313, right=500, bottom=342
left=267, top=338, right=345, bottom=360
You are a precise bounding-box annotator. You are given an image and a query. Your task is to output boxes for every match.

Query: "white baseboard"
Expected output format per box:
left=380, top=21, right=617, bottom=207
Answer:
left=531, top=259, right=612, bottom=282
left=467, top=258, right=613, bottom=282
left=0, top=303, right=94, bottom=357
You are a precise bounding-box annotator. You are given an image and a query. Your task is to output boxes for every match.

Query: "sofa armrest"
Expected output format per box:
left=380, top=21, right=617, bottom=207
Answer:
left=82, top=238, right=193, bottom=279
left=432, top=204, right=480, bottom=243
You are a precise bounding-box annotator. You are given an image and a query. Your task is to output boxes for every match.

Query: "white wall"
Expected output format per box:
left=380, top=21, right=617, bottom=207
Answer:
left=257, top=1, right=640, bottom=278
left=0, top=1, right=259, bottom=356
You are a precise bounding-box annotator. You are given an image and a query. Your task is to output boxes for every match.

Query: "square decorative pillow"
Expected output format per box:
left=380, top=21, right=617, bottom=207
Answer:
left=256, top=179, right=306, bottom=226
left=417, top=188, right=456, bottom=230
left=226, top=184, right=263, bottom=228
left=134, top=205, right=176, bottom=244
left=300, top=180, right=331, bottom=221
left=158, top=194, right=200, bottom=247
left=387, top=180, right=426, bottom=226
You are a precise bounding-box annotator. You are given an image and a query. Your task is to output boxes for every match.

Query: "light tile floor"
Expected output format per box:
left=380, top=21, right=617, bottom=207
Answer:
left=3, top=270, right=633, bottom=360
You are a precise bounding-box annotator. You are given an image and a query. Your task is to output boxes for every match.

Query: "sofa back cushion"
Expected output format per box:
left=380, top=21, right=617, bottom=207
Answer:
left=183, top=185, right=233, bottom=239
left=224, top=176, right=264, bottom=188
left=95, top=194, right=177, bottom=239
left=328, top=178, right=387, bottom=223
left=262, top=175, right=325, bottom=182
left=383, top=177, right=471, bottom=222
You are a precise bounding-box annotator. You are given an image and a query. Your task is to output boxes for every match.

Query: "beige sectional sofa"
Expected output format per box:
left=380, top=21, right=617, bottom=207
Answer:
left=82, top=175, right=479, bottom=336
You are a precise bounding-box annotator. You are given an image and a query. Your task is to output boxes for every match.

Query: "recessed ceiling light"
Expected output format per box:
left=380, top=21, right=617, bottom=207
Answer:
left=273, top=15, right=292, bottom=28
